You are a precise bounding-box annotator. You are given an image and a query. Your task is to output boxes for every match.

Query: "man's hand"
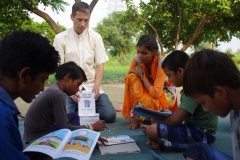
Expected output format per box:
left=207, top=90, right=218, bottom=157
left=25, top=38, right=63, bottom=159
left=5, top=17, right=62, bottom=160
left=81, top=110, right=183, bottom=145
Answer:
left=93, top=120, right=105, bottom=131
left=92, top=85, right=100, bottom=100
left=70, top=92, right=81, bottom=102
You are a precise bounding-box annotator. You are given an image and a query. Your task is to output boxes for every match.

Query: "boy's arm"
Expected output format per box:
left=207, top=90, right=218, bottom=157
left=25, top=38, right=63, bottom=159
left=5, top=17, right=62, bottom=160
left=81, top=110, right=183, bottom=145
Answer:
left=154, top=108, right=189, bottom=126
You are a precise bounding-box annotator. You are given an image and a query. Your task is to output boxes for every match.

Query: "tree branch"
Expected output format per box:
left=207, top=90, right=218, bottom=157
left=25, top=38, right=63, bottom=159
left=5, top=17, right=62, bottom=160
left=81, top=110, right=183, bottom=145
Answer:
left=181, top=15, right=209, bottom=51
left=90, top=0, right=99, bottom=11
left=135, top=18, right=164, bottom=55
left=175, top=0, right=182, bottom=50
left=19, top=0, right=61, bottom=34
left=208, top=14, right=224, bottom=20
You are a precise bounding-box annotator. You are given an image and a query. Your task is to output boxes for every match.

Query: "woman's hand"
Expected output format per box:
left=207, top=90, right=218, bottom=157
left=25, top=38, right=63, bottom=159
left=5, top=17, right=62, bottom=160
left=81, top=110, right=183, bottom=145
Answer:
left=133, top=66, right=146, bottom=79
left=93, top=120, right=105, bottom=131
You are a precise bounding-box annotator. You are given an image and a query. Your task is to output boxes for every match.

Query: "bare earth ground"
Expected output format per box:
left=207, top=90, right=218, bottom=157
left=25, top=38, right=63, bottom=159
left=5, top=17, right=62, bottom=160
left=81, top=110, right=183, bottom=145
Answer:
left=14, top=83, right=182, bottom=117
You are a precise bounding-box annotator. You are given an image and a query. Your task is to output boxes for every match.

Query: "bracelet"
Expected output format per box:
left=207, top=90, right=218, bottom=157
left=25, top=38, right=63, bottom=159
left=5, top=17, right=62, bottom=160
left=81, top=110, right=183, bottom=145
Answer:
left=90, top=124, right=95, bottom=131
left=85, top=124, right=93, bottom=130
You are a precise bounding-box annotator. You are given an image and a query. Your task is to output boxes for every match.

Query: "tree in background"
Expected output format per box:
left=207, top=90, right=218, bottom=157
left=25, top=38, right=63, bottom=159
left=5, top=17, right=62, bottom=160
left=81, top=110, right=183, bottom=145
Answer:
left=124, top=0, right=240, bottom=54
left=0, top=0, right=100, bottom=37
left=94, top=11, right=139, bottom=58
left=21, top=19, right=66, bottom=44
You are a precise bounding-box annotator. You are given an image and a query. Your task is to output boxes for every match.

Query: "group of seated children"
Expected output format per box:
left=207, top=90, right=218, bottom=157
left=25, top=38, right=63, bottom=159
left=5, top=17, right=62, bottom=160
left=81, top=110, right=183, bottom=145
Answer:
left=0, top=31, right=238, bottom=160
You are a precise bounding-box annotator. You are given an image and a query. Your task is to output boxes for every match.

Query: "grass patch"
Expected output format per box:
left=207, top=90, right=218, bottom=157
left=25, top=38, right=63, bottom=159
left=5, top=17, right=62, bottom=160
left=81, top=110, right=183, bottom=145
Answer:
left=45, top=53, right=135, bottom=86
left=103, top=54, right=134, bottom=83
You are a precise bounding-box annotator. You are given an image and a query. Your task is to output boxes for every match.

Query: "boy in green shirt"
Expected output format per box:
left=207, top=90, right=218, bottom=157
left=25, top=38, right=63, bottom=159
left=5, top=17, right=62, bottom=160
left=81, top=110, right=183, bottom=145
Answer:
left=141, top=50, right=218, bottom=151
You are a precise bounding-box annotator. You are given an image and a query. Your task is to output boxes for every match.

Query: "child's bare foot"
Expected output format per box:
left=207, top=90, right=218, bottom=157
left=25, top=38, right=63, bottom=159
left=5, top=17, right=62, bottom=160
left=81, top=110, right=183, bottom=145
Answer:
left=140, top=125, right=148, bottom=135
left=126, top=119, right=142, bottom=130
left=146, top=140, right=159, bottom=150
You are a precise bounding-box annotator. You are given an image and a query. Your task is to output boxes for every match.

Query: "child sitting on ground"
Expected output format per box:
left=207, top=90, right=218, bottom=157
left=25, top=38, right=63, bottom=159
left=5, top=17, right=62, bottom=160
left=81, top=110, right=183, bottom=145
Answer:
left=122, top=34, right=177, bottom=130
left=24, top=61, right=107, bottom=144
left=0, top=30, right=60, bottom=159
left=141, top=50, right=218, bottom=151
left=182, top=49, right=238, bottom=160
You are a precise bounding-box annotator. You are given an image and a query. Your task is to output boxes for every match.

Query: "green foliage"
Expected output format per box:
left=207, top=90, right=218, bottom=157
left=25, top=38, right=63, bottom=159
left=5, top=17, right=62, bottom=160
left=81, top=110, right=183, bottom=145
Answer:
left=0, top=0, right=68, bottom=38
left=232, top=50, right=240, bottom=69
left=94, top=11, right=138, bottom=57
left=124, top=0, right=240, bottom=53
left=21, top=19, right=66, bottom=44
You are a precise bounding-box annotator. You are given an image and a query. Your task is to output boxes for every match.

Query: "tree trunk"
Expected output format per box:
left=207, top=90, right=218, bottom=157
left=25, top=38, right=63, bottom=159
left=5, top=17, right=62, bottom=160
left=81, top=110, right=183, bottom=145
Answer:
left=135, top=18, right=164, bottom=55
left=175, top=0, right=182, bottom=50
left=90, top=0, right=99, bottom=11
left=20, top=0, right=62, bottom=34
left=21, top=0, right=99, bottom=34
left=181, top=15, right=208, bottom=51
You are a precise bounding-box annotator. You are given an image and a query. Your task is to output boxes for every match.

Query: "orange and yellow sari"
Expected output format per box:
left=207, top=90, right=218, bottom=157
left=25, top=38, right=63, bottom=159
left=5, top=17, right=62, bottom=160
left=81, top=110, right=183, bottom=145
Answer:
left=122, top=55, right=172, bottom=121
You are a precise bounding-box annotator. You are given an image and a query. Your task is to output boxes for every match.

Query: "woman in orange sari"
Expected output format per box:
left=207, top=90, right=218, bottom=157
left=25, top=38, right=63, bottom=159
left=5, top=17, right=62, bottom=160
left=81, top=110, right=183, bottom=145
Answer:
left=122, top=34, right=175, bottom=129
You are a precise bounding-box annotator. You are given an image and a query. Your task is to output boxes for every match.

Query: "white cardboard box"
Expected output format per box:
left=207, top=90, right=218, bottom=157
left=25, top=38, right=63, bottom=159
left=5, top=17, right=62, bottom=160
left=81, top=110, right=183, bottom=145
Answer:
left=80, top=113, right=99, bottom=125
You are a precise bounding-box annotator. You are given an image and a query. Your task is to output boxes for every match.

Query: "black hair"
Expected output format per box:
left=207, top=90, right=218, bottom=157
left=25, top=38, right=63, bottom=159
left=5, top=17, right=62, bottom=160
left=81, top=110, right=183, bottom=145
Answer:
left=0, top=30, right=60, bottom=79
left=55, top=61, right=87, bottom=82
left=162, top=50, right=189, bottom=73
left=136, top=34, right=159, bottom=53
left=72, top=1, right=91, bottom=16
left=183, top=49, right=240, bottom=98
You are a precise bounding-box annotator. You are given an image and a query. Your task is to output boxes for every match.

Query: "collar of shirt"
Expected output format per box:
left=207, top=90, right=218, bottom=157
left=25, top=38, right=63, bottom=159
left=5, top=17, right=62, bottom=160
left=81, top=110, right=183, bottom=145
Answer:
left=0, top=86, right=20, bottom=115
left=71, top=27, right=87, bottom=40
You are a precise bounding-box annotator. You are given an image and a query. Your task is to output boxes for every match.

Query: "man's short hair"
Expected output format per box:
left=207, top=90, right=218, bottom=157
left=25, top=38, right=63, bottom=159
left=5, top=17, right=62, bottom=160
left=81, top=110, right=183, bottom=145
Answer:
left=183, top=49, right=240, bottom=98
left=0, top=30, right=60, bottom=79
left=72, top=2, right=91, bottom=16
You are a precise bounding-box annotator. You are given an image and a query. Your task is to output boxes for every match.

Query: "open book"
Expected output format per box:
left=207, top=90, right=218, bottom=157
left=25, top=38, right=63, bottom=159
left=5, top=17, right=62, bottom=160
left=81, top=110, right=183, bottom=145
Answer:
left=132, top=105, right=173, bottom=120
left=23, top=128, right=100, bottom=160
left=102, top=135, right=135, bottom=146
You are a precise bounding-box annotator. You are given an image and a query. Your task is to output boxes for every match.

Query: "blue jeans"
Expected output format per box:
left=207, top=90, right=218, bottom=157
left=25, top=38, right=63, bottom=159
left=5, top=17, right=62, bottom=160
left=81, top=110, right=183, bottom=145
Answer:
left=66, top=93, right=116, bottom=123
left=183, top=142, right=233, bottom=160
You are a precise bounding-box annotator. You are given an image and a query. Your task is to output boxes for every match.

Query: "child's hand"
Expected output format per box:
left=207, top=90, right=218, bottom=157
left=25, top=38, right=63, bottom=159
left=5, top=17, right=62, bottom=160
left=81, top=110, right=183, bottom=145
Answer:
left=98, top=137, right=108, bottom=144
left=93, top=120, right=105, bottom=131
left=70, top=92, right=81, bottom=102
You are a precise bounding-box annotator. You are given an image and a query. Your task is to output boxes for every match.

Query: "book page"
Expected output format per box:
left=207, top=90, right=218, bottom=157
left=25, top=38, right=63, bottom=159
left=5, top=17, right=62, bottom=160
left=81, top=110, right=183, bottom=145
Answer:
left=23, top=129, right=71, bottom=158
left=54, top=129, right=100, bottom=160
left=103, top=135, right=135, bottom=146
left=78, top=90, right=96, bottom=116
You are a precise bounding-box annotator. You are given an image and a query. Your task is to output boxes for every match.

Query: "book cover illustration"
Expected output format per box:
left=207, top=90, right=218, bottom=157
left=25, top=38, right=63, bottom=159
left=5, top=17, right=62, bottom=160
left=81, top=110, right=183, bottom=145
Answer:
left=78, top=90, right=96, bottom=116
left=103, top=135, right=135, bottom=146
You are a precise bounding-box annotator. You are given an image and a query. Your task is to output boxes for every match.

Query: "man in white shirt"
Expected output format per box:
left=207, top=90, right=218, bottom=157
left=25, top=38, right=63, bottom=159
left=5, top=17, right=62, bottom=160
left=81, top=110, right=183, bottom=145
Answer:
left=53, top=2, right=116, bottom=123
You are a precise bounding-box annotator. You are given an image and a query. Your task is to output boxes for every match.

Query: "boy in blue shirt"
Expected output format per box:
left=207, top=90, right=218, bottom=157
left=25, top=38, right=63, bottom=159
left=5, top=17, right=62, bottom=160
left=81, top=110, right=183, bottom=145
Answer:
left=0, top=30, right=60, bottom=159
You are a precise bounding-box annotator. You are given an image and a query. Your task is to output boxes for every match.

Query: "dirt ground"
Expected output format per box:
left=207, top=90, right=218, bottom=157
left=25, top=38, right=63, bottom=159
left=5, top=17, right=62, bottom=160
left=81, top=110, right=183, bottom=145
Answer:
left=14, top=83, right=181, bottom=116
